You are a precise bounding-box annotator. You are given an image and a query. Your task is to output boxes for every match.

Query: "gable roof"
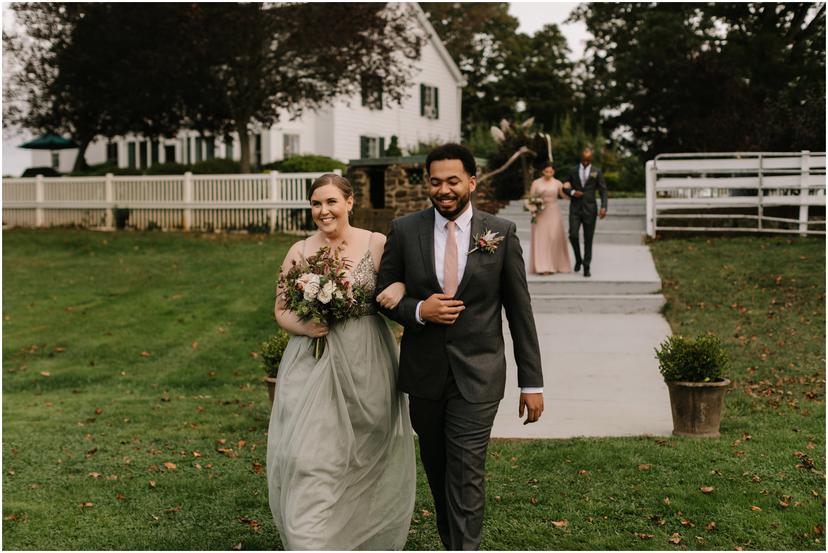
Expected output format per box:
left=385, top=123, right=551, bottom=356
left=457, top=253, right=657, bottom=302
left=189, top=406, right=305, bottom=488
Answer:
left=408, top=3, right=466, bottom=86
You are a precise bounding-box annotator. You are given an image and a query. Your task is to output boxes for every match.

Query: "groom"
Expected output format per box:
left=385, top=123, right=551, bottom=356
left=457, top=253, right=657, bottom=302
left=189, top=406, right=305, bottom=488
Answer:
left=563, top=146, right=608, bottom=277
left=377, top=143, right=544, bottom=550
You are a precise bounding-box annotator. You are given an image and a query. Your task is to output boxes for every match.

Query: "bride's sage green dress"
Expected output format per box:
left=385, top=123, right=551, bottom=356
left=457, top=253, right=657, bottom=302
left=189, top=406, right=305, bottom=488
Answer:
left=266, top=250, right=416, bottom=550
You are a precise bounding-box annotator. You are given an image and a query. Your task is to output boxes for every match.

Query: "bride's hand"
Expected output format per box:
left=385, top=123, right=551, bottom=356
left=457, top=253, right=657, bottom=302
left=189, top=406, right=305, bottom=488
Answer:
left=305, top=320, right=329, bottom=338
left=376, top=282, right=406, bottom=309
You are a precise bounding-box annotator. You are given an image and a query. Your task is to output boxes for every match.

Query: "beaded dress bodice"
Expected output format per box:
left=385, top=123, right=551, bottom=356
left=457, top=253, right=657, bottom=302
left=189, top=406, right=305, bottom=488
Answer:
left=349, top=251, right=378, bottom=316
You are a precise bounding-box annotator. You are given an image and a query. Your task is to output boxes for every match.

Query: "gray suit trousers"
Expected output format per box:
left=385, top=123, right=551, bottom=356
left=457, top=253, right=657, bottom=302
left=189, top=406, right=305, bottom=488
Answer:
left=409, top=370, right=500, bottom=551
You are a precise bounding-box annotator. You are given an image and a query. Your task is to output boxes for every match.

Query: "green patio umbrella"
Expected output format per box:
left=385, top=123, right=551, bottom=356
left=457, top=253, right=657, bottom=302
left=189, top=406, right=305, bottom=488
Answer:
left=19, top=133, right=78, bottom=150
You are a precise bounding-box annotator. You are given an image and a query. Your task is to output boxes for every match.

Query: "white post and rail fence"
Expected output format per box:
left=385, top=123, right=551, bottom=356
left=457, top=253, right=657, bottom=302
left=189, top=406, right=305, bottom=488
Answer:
left=645, top=151, right=826, bottom=237
left=2, top=170, right=340, bottom=233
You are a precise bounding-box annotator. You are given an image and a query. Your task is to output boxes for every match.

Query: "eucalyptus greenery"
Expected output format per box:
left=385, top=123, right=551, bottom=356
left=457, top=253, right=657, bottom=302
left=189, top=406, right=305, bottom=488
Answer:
left=655, top=334, right=728, bottom=382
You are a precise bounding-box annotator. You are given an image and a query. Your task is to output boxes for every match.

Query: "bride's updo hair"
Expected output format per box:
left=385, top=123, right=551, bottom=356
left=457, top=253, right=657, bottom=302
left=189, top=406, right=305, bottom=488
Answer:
left=308, top=173, right=354, bottom=201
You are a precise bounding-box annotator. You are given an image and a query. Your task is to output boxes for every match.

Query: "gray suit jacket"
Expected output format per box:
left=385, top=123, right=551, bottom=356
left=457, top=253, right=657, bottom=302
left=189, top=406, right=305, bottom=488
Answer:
left=376, top=207, right=543, bottom=403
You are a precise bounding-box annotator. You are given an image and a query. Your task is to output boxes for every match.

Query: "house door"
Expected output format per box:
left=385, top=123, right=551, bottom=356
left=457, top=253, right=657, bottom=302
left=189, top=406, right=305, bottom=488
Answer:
left=369, top=167, right=385, bottom=208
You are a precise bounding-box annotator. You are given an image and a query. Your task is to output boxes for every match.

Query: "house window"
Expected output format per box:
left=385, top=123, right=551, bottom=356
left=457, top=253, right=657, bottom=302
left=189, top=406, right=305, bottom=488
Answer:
left=195, top=137, right=203, bottom=163
left=361, top=74, right=383, bottom=110
left=185, top=137, right=191, bottom=164
left=106, top=142, right=118, bottom=165
left=206, top=137, right=215, bottom=160
left=151, top=140, right=160, bottom=165
left=283, top=134, right=300, bottom=159
left=139, top=141, right=148, bottom=169
left=359, top=135, right=385, bottom=159
left=225, top=139, right=233, bottom=160
left=255, top=134, right=262, bottom=168
left=164, top=144, right=176, bottom=163
left=420, top=84, right=439, bottom=120
left=51, top=151, right=60, bottom=169
left=128, top=142, right=136, bottom=168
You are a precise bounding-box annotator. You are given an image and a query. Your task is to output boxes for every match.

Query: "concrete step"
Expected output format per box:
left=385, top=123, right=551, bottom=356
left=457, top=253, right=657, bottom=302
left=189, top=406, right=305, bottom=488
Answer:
left=530, top=293, right=666, bottom=314
left=527, top=277, right=660, bottom=296
left=517, top=228, right=644, bottom=245
left=516, top=216, right=646, bottom=232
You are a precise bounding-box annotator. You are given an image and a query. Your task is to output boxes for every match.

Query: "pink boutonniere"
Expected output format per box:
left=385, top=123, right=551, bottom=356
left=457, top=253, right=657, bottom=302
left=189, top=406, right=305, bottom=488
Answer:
left=468, top=229, right=504, bottom=254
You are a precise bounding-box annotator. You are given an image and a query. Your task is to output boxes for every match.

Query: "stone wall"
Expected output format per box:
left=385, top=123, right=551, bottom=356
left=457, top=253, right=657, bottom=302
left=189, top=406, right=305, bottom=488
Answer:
left=384, top=164, right=431, bottom=218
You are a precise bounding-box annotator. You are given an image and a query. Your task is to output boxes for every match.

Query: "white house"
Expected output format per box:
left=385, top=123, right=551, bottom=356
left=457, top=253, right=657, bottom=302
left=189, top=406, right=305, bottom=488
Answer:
left=32, top=4, right=464, bottom=173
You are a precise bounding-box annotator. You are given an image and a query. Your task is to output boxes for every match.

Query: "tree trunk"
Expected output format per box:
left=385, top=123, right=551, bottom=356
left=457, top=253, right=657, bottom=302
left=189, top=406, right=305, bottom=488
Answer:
left=72, top=137, right=92, bottom=172
left=238, top=125, right=251, bottom=173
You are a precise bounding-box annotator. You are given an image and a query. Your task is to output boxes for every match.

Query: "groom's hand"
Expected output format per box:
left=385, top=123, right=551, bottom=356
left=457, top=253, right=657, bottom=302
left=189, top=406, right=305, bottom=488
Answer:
left=519, top=393, right=544, bottom=425
left=420, top=293, right=465, bottom=325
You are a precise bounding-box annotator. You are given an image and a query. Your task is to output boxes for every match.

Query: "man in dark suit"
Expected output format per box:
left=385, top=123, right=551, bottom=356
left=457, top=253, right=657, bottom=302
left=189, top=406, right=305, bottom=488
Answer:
left=563, top=147, right=608, bottom=277
left=376, top=143, right=544, bottom=550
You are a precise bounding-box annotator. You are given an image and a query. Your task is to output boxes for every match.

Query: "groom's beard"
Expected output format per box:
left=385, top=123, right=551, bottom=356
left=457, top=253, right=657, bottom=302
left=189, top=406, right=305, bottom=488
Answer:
left=430, top=192, right=471, bottom=220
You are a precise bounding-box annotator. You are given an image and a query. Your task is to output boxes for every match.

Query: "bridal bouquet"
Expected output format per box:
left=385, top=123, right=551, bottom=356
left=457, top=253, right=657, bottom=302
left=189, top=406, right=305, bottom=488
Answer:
left=278, top=245, right=360, bottom=359
left=524, top=195, right=546, bottom=224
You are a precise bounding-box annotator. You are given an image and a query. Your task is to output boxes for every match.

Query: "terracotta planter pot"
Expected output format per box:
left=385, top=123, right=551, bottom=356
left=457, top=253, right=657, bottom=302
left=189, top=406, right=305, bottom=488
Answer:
left=666, top=378, right=731, bottom=438
left=264, top=376, right=277, bottom=406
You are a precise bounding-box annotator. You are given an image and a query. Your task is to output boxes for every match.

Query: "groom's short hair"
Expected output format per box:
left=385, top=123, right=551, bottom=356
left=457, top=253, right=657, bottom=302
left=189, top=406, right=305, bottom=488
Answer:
left=426, top=143, right=477, bottom=177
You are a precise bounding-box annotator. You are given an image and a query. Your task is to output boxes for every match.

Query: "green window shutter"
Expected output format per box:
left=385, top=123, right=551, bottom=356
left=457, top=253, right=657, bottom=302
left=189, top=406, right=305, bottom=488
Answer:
left=379, top=137, right=386, bottom=156
left=360, top=136, right=369, bottom=158
left=434, top=87, right=439, bottom=119
left=420, top=83, right=426, bottom=116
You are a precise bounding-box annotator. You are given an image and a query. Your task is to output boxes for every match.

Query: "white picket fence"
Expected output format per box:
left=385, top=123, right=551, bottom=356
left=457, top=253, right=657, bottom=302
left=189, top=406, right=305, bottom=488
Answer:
left=2, top=170, right=337, bottom=232
left=645, top=151, right=826, bottom=237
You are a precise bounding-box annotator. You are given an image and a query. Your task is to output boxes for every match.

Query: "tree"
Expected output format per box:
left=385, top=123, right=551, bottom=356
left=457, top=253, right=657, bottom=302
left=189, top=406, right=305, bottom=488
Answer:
left=193, top=3, right=423, bottom=172
left=571, top=2, right=826, bottom=156
left=5, top=3, right=424, bottom=173
left=420, top=3, right=526, bottom=135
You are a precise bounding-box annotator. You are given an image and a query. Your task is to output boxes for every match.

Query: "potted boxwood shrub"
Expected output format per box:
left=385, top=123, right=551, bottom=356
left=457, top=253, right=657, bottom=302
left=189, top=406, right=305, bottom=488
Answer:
left=656, top=334, right=731, bottom=438
left=260, top=330, right=290, bottom=406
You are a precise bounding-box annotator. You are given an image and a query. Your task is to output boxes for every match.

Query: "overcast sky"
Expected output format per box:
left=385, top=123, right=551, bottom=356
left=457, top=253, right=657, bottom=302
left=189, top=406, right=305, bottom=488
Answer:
left=1, top=2, right=592, bottom=176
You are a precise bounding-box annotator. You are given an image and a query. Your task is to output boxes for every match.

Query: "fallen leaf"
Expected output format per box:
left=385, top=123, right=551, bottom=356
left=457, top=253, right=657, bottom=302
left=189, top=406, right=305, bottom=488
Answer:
left=578, top=469, right=589, bottom=475
left=668, top=532, right=682, bottom=545
left=115, top=493, right=125, bottom=501
left=54, top=347, right=66, bottom=353
left=238, top=439, right=247, bottom=449
left=249, top=351, right=258, bottom=358
left=663, top=497, right=671, bottom=505
left=80, top=502, right=94, bottom=508
left=232, top=544, right=242, bottom=551
left=700, top=486, right=715, bottom=494
left=163, top=462, right=177, bottom=470
left=148, top=480, right=157, bottom=488
left=192, top=451, right=202, bottom=458
left=251, top=462, right=262, bottom=475
left=636, top=533, right=655, bottom=539
left=4, top=514, right=18, bottom=521
left=106, top=475, right=118, bottom=481
left=638, top=464, right=652, bottom=471
left=529, top=497, right=538, bottom=505
left=550, top=520, right=568, bottom=528
left=421, top=509, right=431, bottom=518
left=814, top=525, right=823, bottom=535
left=39, top=371, right=51, bottom=377
left=94, top=407, right=103, bottom=415
left=681, top=519, right=694, bottom=527
left=191, top=341, right=199, bottom=349
left=494, top=496, right=501, bottom=502
left=88, top=472, right=101, bottom=478
left=165, top=506, right=181, bottom=513
left=706, top=521, right=717, bottom=531
left=140, top=351, right=151, bottom=357
left=750, top=505, right=762, bottom=512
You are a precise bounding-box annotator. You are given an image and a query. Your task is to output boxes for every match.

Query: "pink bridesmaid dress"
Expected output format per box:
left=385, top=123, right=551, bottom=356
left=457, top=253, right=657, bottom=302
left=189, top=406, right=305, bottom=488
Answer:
left=530, top=178, right=572, bottom=274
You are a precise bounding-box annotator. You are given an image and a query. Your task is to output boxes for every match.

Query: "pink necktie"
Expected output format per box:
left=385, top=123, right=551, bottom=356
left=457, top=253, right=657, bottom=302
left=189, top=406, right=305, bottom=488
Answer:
left=444, top=221, right=458, bottom=297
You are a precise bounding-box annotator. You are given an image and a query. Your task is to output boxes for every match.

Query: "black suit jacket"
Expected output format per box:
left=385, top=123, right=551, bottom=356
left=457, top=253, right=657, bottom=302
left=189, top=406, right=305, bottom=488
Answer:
left=565, top=165, right=608, bottom=216
left=376, top=207, right=543, bottom=403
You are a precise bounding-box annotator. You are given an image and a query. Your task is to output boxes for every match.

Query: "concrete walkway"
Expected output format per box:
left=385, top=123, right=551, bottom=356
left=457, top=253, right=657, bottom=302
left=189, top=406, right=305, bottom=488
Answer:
left=491, top=199, right=674, bottom=438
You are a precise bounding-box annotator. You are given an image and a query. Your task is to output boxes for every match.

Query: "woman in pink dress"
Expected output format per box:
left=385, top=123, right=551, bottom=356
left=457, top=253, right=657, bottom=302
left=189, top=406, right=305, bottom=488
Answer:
left=529, top=164, right=572, bottom=275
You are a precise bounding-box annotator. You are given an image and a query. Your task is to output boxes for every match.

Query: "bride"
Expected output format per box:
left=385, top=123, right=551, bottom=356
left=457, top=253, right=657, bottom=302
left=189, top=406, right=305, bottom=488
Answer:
left=266, top=173, right=415, bottom=550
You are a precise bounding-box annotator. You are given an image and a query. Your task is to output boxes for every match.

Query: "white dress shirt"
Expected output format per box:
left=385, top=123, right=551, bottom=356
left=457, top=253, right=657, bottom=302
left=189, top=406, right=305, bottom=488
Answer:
left=415, top=205, right=543, bottom=395
left=570, top=163, right=591, bottom=197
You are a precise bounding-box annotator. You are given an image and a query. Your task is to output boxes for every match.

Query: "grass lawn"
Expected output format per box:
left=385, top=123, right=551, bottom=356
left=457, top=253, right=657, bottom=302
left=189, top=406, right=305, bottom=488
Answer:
left=2, top=229, right=825, bottom=550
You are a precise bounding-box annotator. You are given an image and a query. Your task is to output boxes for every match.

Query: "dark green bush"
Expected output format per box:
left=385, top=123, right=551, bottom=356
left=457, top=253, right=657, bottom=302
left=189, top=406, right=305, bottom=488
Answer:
left=144, top=162, right=188, bottom=175
left=269, top=155, right=346, bottom=173
left=655, top=334, right=728, bottom=382
left=190, top=158, right=241, bottom=174
left=260, top=330, right=291, bottom=378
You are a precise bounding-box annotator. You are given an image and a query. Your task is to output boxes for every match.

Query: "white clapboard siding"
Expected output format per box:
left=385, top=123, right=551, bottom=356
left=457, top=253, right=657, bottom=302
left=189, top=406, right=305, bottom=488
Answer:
left=646, top=152, right=826, bottom=237
left=2, top=171, right=328, bottom=232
